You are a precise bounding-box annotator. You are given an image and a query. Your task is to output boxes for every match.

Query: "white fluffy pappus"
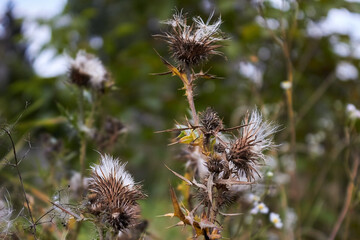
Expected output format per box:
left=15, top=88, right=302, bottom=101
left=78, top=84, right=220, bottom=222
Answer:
left=241, top=108, right=279, bottom=160
left=0, top=195, right=14, bottom=234
left=192, top=12, right=223, bottom=41
left=90, top=154, right=135, bottom=188
left=70, top=50, right=108, bottom=89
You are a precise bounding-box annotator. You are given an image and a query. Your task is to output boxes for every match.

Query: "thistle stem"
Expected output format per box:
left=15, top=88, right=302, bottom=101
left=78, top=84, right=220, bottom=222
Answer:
left=96, top=225, right=104, bottom=240
left=282, top=41, right=296, bottom=159
left=79, top=135, right=87, bottom=188
left=328, top=156, right=359, bottom=240
left=184, top=64, right=199, bottom=126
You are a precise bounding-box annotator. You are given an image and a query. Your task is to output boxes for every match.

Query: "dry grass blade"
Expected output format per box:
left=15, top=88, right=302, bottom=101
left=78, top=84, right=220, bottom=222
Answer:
left=215, top=179, right=256, bottom=185
left=219, top=211, right=243, bottom=216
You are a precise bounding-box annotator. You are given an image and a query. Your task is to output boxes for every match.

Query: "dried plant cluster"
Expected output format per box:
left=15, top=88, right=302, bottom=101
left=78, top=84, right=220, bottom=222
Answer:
left=87, top=154, right=146, bottom=233
left=155, top=11, right=278, bottom=239
left=156, top=11, right=225, bottom=66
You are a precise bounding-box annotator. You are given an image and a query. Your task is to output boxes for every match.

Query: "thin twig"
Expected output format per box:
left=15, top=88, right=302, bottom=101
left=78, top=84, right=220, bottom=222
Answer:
left=296, top=72, right=336, bottom=124
left=1, top=128, right=37, bottom=239
left=257, top=2, right=296, bottom=157
left=328, top=155, right=359, bottom=240
left=96, top=224, right=104, bottom=240
left=79, top=136, right=87, bottom=188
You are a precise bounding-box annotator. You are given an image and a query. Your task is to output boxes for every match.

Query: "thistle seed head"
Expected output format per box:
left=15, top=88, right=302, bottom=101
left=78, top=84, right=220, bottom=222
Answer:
left=206, top=155, right=224, bottom=174
left=69, top=50, right=110, bottom=91
left=158, top=10, right=225, bottom=66
left=200, top=107, right=223, bottom=135
left=228, top=109, right=278, bottom=181
left=87, top=154, right=146, bottom=232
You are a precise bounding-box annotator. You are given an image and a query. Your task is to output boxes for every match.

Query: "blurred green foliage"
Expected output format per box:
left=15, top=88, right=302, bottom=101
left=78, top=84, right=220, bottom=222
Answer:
left=1, top=0, right=360, bottom=239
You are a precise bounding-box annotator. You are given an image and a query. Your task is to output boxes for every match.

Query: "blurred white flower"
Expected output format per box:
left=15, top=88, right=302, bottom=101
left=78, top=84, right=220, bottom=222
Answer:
left=346, top=103, right=360, bottom=120
left=239, top=61, right=263, bottom=87
left=69, top=50, right=110, bottom=90
left=266, top=171, right=274, bottom=177
left=250, top=202, right=269, bottom=215
left=284, top=208, right=297, bottom=231
left=280, top=81, right=292, bottom=90
left=247, top=193, right=260, bottom=203
left=336, top=61, right=358, bottom=81
left=270, top=212, right=283, bottom=229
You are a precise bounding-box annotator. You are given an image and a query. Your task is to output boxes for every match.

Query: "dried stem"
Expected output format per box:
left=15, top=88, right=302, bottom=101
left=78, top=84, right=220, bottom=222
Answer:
left=296, top=72, right=336, bottom=125
left=96, top=225, right=104, bottom=240
left=328, top=155, right=359, bottom=240
left=79, top=135, right=87, bottom=188
left=1, top=128, right=37, bottom=239
left=184, top=64, right=199, bottom=126
left=257, top=3, right=296, bottom=157
left=283, top=43, right=296, bottom=158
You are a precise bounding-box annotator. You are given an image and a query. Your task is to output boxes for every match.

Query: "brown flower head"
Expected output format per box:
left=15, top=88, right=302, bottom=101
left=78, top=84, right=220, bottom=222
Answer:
left=228, top=109, right=278, bottom=181
left=158, top=10, right=225, bottom=66
left=69, top=50, right=110, bottom=91
left=206, top=155, right=225, bottom=174
left=87, top=154, right=146, bottom=232
left=200, top=107, right=223, bottom=135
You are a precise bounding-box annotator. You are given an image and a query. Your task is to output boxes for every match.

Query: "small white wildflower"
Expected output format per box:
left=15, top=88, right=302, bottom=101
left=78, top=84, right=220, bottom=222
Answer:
left=91, top=154, right=134, bottom=188
left=250, top=202, right=269, bottom=215
left=280, top=81, right=292, bottom=90
left=270, top=212, right=283, bottom=229
left=336, top=61, right=358, bottom=81
left=247, top=193, right=260, bottom=203
left=266, top=171, right=274, bottom=177
left=69, top=50, right=109, bottom=90
left=346, top=103, right=360, bottom=120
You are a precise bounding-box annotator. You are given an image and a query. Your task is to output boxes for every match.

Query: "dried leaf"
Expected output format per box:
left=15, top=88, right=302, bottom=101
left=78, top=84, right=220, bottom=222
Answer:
left=153, top=49, right=187, bottom=83
left=192, top=178, right=207, bottom=190
left=165, top=165, right=193, bottom=186
left=157, top=213, right=175, bottom=217
left=166, top=221, right=185, bottom=229
left=219, top=211, right=243, bottom=216
left=169, top=187, right=186, bottom=221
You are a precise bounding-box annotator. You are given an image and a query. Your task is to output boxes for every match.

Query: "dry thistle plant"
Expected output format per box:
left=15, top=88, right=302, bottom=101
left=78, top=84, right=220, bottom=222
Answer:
left=69, top=50, right=113, bottom=92
left=86, top=154, right=146, bottom=237
left=61, top=50, right=121, bottom=188
left=155, top=10, right=279, bottom=239
left=154, top=10, right=226, bottom=126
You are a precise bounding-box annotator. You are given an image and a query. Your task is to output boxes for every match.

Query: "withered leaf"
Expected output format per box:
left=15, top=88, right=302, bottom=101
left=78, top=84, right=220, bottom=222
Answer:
left=165, top=165, right=193, bottom=186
